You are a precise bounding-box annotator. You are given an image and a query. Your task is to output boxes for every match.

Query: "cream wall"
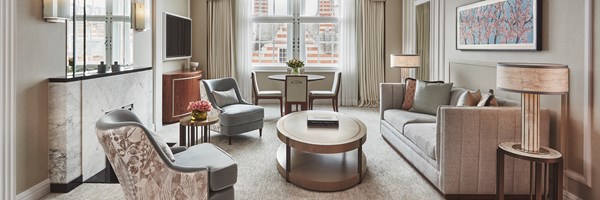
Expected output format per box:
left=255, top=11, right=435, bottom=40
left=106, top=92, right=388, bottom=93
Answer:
left=441, top=0, right=598, bottom=199
left=15, top=0, right=154, bottom=194
left=384, top=0, right=403, bottom=83
left=162, top=0, right=190, bottom=73
left=190, top=0, right=208, bottom=74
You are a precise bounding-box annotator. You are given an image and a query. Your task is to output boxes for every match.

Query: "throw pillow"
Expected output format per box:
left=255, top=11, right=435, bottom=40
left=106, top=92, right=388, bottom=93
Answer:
left=411, top=80, right=454, bottom=115
left=402, top=78, right=444, bottom=110
left=477, top=89, right=499, bottom=107
left=457, top=89, right=482, bottom=106
left=212, top=88, right=239, bottom=107
left=149, top=131, right=176, bottom=162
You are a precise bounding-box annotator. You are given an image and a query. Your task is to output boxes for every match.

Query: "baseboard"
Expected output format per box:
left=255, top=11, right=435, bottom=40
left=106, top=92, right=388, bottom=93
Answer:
left=16, top=179, right=50, bottom=200
left=50, top=176, right=83, bottom=193
left=564, top=190, right=583, bottom=200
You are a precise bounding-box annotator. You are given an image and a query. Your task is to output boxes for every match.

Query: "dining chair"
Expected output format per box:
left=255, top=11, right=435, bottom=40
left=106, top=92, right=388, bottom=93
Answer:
left=284, top=75, right=308, bottom=114
left=309, top=72, right=341, bottom=112
left=251, top=71, right=283, bottom=116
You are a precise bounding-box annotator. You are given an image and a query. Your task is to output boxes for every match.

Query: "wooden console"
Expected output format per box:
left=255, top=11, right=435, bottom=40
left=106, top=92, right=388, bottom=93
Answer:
left=162, top=69, right=202, bottom=124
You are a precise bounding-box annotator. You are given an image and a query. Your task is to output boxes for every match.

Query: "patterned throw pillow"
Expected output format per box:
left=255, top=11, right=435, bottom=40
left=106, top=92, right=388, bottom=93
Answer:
left=457, top=89, right=482, bottom=106
left=477, top=89, right=499, bottom=107
left=402, top=78, right=445, bottom=110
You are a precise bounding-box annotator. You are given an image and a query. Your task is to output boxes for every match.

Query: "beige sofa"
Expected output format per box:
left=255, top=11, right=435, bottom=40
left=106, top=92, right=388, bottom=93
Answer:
left=379, top=83, right=549, bottom=198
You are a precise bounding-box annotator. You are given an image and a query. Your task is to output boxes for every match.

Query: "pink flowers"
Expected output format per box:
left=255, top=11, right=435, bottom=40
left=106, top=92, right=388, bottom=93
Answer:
left=187, top=100, right=212, bottom=112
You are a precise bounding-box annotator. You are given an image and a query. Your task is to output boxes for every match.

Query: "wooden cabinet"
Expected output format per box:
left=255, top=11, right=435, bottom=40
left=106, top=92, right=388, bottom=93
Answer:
left=162, top=69, right=202, bottom=124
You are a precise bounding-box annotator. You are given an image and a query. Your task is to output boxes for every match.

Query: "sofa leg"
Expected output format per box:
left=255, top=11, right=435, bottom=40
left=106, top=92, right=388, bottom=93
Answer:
left=228, top=137, right=232, bottom=145
left=259, top=129, right=263, bottom=137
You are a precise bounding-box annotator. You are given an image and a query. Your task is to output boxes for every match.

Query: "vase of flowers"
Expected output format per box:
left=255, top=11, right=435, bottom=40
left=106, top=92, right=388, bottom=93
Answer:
left=286, top=58, right=304, bottom=75
left=187, top=100, right=212, bottom=121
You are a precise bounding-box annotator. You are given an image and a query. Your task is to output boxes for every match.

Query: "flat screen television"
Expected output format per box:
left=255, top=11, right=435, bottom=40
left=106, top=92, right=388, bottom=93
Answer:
left=164, top=13, right=192, bottom=59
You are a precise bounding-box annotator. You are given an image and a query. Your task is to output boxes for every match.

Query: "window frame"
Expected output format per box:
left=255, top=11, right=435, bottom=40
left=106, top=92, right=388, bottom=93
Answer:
left=250, top=0, right=339, bottom=70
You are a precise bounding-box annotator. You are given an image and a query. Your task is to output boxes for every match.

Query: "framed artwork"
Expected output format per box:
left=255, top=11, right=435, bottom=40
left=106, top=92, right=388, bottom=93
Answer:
left=456, top=0, right=541, bottom=50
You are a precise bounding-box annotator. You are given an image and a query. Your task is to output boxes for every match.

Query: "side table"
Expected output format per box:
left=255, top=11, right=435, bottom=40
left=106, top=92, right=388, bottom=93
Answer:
left=179, top=116, right=219, bottom=147
left=496, top=142, right=563, bottom=200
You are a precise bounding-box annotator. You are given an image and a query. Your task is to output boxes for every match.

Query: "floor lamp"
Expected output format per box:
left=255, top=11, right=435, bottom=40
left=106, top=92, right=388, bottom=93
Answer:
left=390, top=54, right=420, bottom=81
left=496, top=62, right=569, bottom=153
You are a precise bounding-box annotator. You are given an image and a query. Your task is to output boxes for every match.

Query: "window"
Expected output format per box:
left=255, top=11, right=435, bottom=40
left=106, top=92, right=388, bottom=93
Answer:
left=67, top=0, right=134, bottom=74
left=251, top=0, right=339, bottom=67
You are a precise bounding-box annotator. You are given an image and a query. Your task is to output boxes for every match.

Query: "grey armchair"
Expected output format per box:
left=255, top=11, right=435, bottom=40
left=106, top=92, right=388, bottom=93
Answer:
left=96, top=110, right=237, bottom=200
left=202, top=78, right=265, bottom=145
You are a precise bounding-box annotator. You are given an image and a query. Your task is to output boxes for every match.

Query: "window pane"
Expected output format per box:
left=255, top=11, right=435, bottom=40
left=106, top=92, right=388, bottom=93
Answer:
left=85, top=21, right=106, bottom=67
left=252, top=23, right=290, bottom=65
left=302, top=23, right=338, bottom=65
left=85, top=0, right=107, bottom=16
left=112, top=22, right=134, bottom=66
left=252, top=0, right=289, bottom=16
left=302, top=0, right=337, bottom=17
left=112, top=0, right=131, bottom=16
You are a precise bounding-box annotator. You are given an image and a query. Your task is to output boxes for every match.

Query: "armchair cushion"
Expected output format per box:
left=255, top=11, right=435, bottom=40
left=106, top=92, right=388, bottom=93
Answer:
left=258, top=90, right=282, bottom=97
left=309, top=90, right=335, bottom=97
left=220, top=104, right=265, bottom=126
left=174, top=143, right=238, bottom=191
left=383, top=109, right=436, bottom=134
left=212, top=88, right=240, bottom=107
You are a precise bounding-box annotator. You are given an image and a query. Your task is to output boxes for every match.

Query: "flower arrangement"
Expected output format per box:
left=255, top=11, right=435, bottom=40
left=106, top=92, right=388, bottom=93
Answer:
left=285, top=58, right=304, bottom=74
left=187, top=100, right=212, bottom=121
left=187, top=100, right=212, bottom=112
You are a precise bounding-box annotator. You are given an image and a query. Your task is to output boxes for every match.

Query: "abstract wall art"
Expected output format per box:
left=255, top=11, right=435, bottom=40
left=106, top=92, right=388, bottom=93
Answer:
left=456, top=0, right=541, bottom=50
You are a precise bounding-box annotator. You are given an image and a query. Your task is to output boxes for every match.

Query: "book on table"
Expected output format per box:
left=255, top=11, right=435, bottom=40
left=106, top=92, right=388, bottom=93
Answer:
left=307, top=113, right=339, bottom=128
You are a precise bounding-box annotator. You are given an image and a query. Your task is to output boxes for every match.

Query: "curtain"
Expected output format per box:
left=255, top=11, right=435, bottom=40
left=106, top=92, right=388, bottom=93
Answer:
left=357, top=0, right=385, bottom=107
left=207, top=0, right=234, bottom=79
left=416, top=2, right=430, bottom=80
left=339, top=0, right=359, bottom=106
left=402, top=0, right=416, bottom=54
left=232, top=0, right=252, bottom=101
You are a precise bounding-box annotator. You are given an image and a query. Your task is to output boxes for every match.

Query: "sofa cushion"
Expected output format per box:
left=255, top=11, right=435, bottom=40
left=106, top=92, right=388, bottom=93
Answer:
left=220, top=104, right=264, bottom=126
left=478, top=89, right=499, bottom=107
left=457, top=89, right=482, bottom=106
left=383, top=109, right=436, bottom=134
left=173, top=143, right=237, bottom=191
left=403, top=123, right=437, bottom=160
left=448, top=88, right=467, bottom=106
left=212, top=88, right=239, bottom=107
left=411, top=80, right=454, bottom=115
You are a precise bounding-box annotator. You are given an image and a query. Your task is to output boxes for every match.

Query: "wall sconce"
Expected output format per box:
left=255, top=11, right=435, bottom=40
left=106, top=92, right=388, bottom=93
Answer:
left=43, top=0, right=72, bottom=23
left=133, top=2, right=146, bottom=31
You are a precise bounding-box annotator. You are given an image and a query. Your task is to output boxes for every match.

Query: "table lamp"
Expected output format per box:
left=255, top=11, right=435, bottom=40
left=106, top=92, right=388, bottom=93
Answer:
left=391, top=54, right=421, bottom=81
left=496, top=63, right=569, bottom=154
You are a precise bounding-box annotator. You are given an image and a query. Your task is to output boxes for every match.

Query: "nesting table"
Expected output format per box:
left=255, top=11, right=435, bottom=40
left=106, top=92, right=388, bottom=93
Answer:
left=179, top=115, right=219, bottom=147
left=496, top=142, right=563, bottom=200
left=276, top=110, right=367, bottom=191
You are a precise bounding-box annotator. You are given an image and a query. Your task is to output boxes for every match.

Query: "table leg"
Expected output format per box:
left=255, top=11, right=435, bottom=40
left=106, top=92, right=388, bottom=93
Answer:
left=191, top=126, right=196, bottom=146
left=535, top=162, right=543, bottom=200
left=204, top=125, right=209, bottom=143
left=208, top=125, right=211, bottom=143
left=554, top=158, right=563, bottom=200
left=496, top=148, right=504, bottom=200
left=179, top=124, right=185, bottom=147
left=286, top=140, right=291, bottom=182
left=358, top=141, right=363, bottom=183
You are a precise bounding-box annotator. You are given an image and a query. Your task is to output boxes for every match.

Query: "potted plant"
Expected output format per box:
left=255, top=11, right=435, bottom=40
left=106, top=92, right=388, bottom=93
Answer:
left=286, top=58, right=304, bottom=75
left=187, top=100, right=212, bottom=121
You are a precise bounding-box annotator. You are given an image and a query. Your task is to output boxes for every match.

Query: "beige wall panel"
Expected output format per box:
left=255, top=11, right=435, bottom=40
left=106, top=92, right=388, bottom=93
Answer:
left=385, top=0, right=403, bottom=83
left=190, top=0, right=208, bottom=73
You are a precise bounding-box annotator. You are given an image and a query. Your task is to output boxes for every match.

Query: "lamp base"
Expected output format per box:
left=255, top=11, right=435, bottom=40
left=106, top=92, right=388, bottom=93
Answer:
left=512, top=144, right=550, bottom=155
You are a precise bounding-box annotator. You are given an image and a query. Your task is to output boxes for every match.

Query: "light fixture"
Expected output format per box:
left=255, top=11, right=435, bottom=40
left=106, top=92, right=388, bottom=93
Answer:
left=43, top=0, right=72, bottom=23
left=390, top=54, right=421, bottom=81
left=132, top=2, right=146, bottom=31
left=496, top=62, right=569, bottom=153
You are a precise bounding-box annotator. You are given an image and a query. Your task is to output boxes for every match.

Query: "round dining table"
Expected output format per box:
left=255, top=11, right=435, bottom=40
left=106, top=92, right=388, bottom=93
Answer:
left=267, top=74, right=325, bottom=81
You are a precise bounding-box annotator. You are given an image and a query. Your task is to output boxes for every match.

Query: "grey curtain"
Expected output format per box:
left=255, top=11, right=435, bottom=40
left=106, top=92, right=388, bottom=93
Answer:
left=357, top=0, right=385, bottom=107
left=416, top=2, right=430, bottom=80
left=207, top=0, right=234, bottom=79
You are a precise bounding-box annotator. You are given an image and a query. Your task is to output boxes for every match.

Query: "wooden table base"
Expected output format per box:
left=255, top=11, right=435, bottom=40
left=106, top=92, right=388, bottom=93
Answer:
left=275, top=144, right=367, bottom=192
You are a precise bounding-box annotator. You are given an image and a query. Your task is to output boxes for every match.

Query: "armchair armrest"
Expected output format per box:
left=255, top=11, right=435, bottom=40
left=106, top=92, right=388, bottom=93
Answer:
left=436, top=106, right=550, bottom=194
left=379, top=83, right=405, bottom=119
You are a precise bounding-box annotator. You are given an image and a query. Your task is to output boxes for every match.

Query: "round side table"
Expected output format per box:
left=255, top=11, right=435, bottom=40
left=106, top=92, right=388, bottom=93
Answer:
left=179, top=115, right=219, bottom=147
left=496, top=142, right=563, bottom=200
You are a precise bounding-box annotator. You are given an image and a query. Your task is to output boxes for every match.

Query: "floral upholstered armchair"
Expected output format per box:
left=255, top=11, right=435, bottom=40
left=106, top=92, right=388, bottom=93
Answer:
left=96, top=110, right=237, bottom=200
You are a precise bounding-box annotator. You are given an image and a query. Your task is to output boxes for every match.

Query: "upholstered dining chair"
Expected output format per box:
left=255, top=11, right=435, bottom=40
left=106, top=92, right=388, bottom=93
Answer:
left=202, top=77, right=264, bottom=145
left=251, top=71, right=283, bottom=116
left=96, top=110, right=237, bottom=200
left=284, top=75, right=308, bottom=114
left=309, top=71, right=341, bottom=112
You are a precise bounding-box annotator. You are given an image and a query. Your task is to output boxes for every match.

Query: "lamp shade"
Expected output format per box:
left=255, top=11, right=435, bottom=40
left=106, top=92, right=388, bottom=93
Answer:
left=133, top=2, right=146, bottom=31
left=391, top=54, right=420, bottom=68
left=43, top=0, right=72, bottom=23
left=497, top=63, right=569, bottom=95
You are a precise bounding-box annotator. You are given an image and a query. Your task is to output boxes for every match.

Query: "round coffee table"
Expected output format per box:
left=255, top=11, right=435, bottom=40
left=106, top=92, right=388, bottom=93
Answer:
left=276, top=110, right=367, bottom=191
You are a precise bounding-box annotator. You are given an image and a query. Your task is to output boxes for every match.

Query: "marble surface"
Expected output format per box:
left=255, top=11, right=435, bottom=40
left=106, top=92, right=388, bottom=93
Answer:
left=48, top=70, right=153, bottom=183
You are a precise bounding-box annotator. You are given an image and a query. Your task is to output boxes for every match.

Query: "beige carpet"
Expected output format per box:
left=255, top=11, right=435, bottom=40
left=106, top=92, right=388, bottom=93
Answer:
left=43, top=105, right=444, bottom=200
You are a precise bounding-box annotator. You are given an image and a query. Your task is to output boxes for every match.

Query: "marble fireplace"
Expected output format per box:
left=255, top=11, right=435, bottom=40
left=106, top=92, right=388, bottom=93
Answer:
left=48, top=69, right=153, bottom=192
